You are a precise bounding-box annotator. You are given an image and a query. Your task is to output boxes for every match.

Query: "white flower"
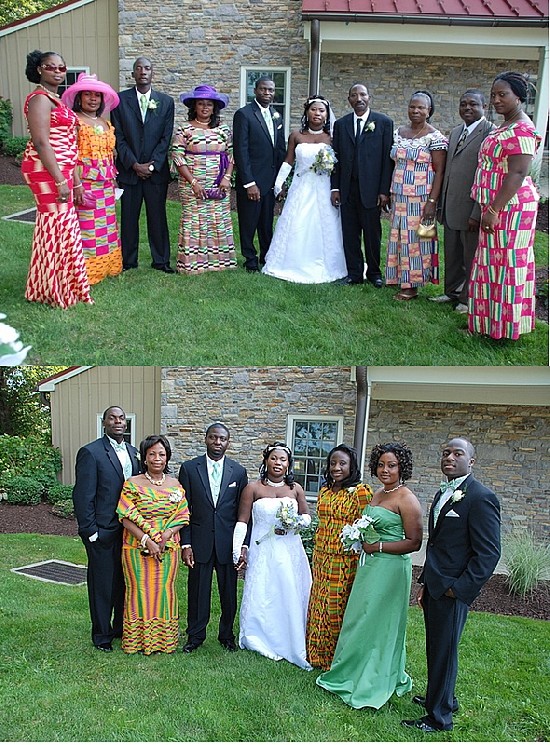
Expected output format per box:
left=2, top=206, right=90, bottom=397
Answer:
left=0, top=315, right=31, bottom=366
left=451, top=488, right=465, bottom=504
left=148, top=100, right=158, bottom=110
left=169, top=488, right=184, bottom=503
left=272, top=111, right=280, bottom=121
left=366, top=121, right=376, bottom=132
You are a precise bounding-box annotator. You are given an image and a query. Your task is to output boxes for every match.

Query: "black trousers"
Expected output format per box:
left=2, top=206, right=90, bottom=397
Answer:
left=82, top=532, right=124, bottom=646
left=443, top=221, right=479, bottom=305
left=186, top=553, right=238, bottom=644
left=423, top=590, right=469, bottom=730
left=340, top=186, right=383, bottom=282
left=119, top=179, right=171, bottom=269
left=236, top=185, right=275, bottom=268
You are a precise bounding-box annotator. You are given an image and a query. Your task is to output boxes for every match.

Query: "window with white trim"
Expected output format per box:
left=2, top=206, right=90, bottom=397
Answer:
left=287, top=416, right=344, bottom=498
left=57, top=67, right=88, bottom=98
left=239, top=67, right=291, bottom=138
left=96, top=412, right=136, bottom=446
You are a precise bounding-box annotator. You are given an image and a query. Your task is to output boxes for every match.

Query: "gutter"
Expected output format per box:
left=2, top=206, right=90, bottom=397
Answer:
left=301, top=13, right=548, bottom=26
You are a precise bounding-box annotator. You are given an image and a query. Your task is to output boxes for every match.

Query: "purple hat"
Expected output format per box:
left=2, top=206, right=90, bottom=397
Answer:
left=61, top=72, right=119, bottom=113
left=180, top=84, right=229, bottom=109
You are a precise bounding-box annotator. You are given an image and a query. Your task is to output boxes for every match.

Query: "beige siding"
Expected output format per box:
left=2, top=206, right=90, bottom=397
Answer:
left=1, top=0, right=119, bottom=137
left=51, top=366, right=161, bottom=484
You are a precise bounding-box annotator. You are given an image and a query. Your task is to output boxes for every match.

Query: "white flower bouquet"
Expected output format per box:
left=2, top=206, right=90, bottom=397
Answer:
left=310, top=145, right=338, bottom=176
left=256, top=500, right=306, bottom=545
left=340, top=514, right=376, bottom=554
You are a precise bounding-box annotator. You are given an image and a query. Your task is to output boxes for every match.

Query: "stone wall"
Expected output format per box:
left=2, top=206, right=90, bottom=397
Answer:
left=117, top=0, right=538, bottom=136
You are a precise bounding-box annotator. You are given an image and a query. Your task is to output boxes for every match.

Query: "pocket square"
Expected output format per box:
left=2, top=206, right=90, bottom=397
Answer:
left=445, top=510, right=460, bottom=517
left=277, top=124, right=283, bottom=130
left=228, top=481, right=237, bottom=488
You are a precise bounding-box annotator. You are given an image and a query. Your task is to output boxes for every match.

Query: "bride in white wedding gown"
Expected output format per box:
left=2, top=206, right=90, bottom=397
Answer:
left=232, top=443, right=313, bottom=670
left=262, top=96, right=347, bottom=284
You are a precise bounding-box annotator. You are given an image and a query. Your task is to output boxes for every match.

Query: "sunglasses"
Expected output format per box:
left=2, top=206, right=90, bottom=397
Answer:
left=41, top=64, right=67, bottom=73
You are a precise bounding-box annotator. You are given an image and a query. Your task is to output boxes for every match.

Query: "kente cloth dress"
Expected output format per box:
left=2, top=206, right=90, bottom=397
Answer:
left=385, top=129, right=448, bottom=289
left=239, top=496, right=313, bottom=669
left=306, top=483, right=372, bottom=670
left=117, top=480, right=189, bottom=655
left=262, top=143, right=348, bottom=284
left=75, top=122, right=122, bottom=284
left=317, top=505, right=413, bottom=709
left=170, top=123, right=237, bottom=274
left=468, top=120, right=540, bottom=340
left=21, top=90, right=92, bottom=309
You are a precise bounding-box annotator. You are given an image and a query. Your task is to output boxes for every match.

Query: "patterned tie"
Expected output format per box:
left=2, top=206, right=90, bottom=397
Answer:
left=455, top=128, right=468, bottom=152
left=140, top=94, right=148, bottom=120
left=114, top=441, right=132, bottom=479
left=433, top=479, right=461, bottom=524
left=211, top=461, right=222, bottom=506
left=262, top=107, right=274, bottom=145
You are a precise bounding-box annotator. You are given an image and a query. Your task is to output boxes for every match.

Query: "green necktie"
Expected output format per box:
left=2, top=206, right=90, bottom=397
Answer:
left=140, top=94, right=148, bottom=116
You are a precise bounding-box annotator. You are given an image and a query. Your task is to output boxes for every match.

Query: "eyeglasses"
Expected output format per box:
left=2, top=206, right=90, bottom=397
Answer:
left=41, top=64, right=67, bottom=73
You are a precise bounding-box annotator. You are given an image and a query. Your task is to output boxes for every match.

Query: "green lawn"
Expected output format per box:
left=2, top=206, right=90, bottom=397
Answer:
left=0, top=533, right=548, bottom=742
left=0, top=185, right=547, bottom=365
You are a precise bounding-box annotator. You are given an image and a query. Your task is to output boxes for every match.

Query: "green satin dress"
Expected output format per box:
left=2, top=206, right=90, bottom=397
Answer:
left=316, top=504, right=413, bottom=709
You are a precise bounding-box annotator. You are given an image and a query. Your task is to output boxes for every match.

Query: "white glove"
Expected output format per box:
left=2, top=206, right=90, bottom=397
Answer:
left=297, top=513, right=311, bottom=529
left=232, top=521, right=248, bottom=564
left=274, top=162, right=292, bottom=197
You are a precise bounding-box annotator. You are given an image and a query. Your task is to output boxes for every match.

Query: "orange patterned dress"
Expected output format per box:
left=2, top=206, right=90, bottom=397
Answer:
left=306, top=483, right=372, bottom=670
left=75, top=122, right=122, bottom=284
left=21, top=90, right=92, bottom=309
left=117, top=480, right=190, bottom=655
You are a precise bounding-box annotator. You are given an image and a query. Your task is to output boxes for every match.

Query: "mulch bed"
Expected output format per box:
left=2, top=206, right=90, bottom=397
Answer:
left=1, top=500, right=548, bottom=621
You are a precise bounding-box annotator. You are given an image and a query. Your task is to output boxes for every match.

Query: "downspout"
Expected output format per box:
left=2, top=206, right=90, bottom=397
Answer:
left=309, top=19, right=321, bottom=95
left=354, top=366, right=369, bottom=475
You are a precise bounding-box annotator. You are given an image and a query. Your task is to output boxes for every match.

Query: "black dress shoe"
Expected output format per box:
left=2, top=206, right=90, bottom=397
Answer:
left=219, top=639, right=237, bottom=651
left=245, top=266, right=260, bottom=273
left=182, top=640, right=202, bottom=653
left=122, top=265, right=137, bottom=271
left=412, top=695, right=459, bottom=713
left=95, top=643, right=113, bottom=652
left=401, top=718, right=447, bottom=733
left=339, top=276, right=364, bottom=285
left=151, top=263, right=175, bottom=274
left=369, top=277, right=383, bottom=288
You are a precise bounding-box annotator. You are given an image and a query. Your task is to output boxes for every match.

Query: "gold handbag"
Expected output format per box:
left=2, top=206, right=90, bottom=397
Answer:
left=417, top=219, right=437, bottom=238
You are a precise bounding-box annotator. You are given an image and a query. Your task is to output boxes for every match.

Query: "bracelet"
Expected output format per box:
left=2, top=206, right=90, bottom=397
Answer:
left=190, top=178, right=197, bottom=187
left=55, top=178, right=68, bottom=188
left=379, top=542, right=383, bottom=553
left=487, top=205, right=499, bottom=216
left=427, top=197, right=436, bottom=204
left=221, top=174, right=230, bottom=181
left=74, top=184, right=83, bottom=190
left=140, top=533, right=149, bottom=549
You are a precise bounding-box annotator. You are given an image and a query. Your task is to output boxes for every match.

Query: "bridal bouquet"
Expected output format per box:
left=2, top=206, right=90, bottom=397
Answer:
left=310, top=145, right=337, bottom=176
left=256, top=500, right=305, bottom=545
left=340, top=514, right=376, bottom=554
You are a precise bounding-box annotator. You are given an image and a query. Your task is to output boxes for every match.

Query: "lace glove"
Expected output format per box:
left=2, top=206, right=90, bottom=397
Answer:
left=297, top=513, right=311, bottom=529
left=274, top=162, right=292, bottom=197
left=232, top=521, right=248, bottom=564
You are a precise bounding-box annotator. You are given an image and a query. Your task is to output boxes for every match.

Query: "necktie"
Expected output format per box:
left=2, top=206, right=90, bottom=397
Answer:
left=262, top=107, right=274, bottom=145
left=356, top=117, right=363, bottom=143
left=439, top=478, right=461, bottom=492
left=211, top=461, right=222, bottom=505
left=140, top=94, right=148, bottom=120
left=114, top=441, right=132, bottom=479
left=455, top=128, right=468, bottom=152
left=433, top=479, right=461, bottom=524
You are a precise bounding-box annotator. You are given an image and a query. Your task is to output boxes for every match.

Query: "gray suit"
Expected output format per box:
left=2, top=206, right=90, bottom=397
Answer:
left=439, top=119, right=494, bottom=304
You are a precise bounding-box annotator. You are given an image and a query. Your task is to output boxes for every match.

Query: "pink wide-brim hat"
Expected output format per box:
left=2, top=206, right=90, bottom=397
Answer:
left=61, top=72, right=120, bottom=113
left=180, top=84, right=229, bottom=109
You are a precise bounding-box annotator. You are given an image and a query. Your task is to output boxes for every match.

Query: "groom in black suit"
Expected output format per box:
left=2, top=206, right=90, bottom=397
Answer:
left=331, top=83, right=393, bottom=285
left=178, top=423, right=249, bottom=652
left=72, top=406, right=139, bottom=651
left=402, top=437, right=501, bottom=732
left=111, top=56, right=175, bottom=272
left=233, top=76, right=286, bottom=271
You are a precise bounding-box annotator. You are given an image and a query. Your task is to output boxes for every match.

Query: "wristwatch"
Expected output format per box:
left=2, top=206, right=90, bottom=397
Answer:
left=148, top=164, right=154, bottom=172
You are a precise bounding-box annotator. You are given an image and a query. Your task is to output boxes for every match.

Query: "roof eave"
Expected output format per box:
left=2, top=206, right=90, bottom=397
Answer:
left=301, top=12, right=549, bottom=26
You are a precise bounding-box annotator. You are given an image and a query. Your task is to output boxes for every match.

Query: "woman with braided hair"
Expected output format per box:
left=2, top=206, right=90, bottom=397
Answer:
left=233, top=442, right=312, bottom=669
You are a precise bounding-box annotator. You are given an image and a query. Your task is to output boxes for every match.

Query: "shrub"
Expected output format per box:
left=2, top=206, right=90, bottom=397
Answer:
left=2, top=136, right=29, bottom=158
left=0, top=97, right=12, bottom=145
left=51, top=499, right=75, bottom=519
left=46, top=482, right=74, bottom=505
left=503, top=529, right=550, bottom=596
left=4, top=475, right=43, bottom=505
left=0, top=435, right=61, bottom=487
left=300, top=513, right=319, bottom=567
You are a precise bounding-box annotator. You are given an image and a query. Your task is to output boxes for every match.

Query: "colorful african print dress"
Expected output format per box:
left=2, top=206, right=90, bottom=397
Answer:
left=306, top=483, right=372, bottom=670
left=317, top=505, right=413, bottom=709
left=117, top=480, right=189, bottom=655
left=75, top=121, right=122, bottom=284
left=468, top=120, right=540, bottom=340
left=21, top=90, right=92, bottom=309
left=385, top=129, right=448, bottom=289
left=170, top=123, right=237, bottom=274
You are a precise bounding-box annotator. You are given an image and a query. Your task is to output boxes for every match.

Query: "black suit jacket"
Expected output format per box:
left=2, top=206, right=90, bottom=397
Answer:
left=178, top=455, right=249, bottom=564
left=420, top=474, right=501, bottom=606
left=233, top=102, right=286, bottom=194
left=111, top=87, right=175, bottom=186
left=72, top=435, right=139, bottom=542
left=331, top=110, right=394, bottom=209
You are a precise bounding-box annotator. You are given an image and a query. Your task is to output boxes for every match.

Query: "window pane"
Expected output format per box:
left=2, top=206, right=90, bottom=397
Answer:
left=290, top=417, right=341, bottom=497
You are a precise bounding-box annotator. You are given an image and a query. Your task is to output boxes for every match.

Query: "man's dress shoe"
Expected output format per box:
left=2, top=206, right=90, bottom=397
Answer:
left=95, top=642, right=113, bottom=652
left=151, top=263, right=175, bottom=274
left=369, top=277, right=383, bottom=288
left=219, top=639, right=237, bottom=651
left=412, top=695, right=459, bottom=713
left=182, top=640, right=202, bottom=653
left=401, top=718, right=449, bottom=733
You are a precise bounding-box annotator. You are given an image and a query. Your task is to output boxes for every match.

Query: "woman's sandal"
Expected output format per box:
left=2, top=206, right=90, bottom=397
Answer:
left=393, top=290, right=418, bottom=301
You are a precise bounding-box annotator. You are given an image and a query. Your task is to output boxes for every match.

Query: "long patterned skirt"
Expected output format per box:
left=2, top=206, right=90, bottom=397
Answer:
left=22, top=161, right=92, bottom=309
left=468, top=200, right=537, bottom=340
left=306, top=550, right=360, bottom=670
left=385, top=194, right=439, bottom=288
left=121, top=547, right=180, bottom=654
left=77, top=177, right=122, bottom=285
left=176, top=179, right=237, bottom=274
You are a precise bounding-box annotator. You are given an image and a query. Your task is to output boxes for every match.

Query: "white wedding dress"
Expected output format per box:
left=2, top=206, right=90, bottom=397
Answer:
left=262, top=143, right=348, bottom=284
left=239, top=496, right=313, bottom=670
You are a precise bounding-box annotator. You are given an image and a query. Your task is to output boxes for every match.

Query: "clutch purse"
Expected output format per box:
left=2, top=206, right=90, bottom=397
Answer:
left=417, top=219, right=437, bottom=238
left=204, top=187, right=227, bottom=200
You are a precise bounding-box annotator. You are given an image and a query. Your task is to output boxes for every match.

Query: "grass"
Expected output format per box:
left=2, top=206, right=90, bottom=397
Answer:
left=0, top=185, right=548, bottom=365
left=1, top=533, right=549, bottom=742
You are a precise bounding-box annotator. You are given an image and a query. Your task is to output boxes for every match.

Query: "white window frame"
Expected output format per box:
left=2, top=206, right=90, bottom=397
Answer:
left=286, top=414, right=344, bottom=501
left=239, top=66, right=291, bottom=139
left=96, top=412, right=136, bottom=446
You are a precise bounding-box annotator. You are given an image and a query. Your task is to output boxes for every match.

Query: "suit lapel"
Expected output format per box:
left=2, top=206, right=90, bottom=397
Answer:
left=218, top=460, right=234, bottom=502
left=197, top=456, right=214, bottom=506
left=345, top=113, right=356, bottom=146
left=126, top=444, right=140, bottom=476
left=103, top=435, right=124, bottom=480
left=126, top=88, right=143, bottom=125
left=432, top=474, right=473, bottom=535
left=253, top=104, right=273, bottom=146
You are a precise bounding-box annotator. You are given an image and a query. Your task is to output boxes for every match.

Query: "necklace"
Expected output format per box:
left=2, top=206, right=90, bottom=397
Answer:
left=37, top=83, right=60, bottom=98
left=144, top=471, right=166, bottom=487
left=193, top=118, right=210, bottom=126
left=81, top=111, right=98, bottom=121
left=382, top=483, right=402, bottom=494
left=307, top=127, right=324, bottom=135
left=266, top=478, right=286, bottom=488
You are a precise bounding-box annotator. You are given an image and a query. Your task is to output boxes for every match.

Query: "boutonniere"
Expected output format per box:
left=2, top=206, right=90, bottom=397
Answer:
left=272, top=111, right=280, bottom=122
left=450, top=487, right=466, bottom=504
left=134, top=452, right=141, bottom=462
left=365, top=121, right=375, bottom=133
left=148, top=99, right=158, bottom=111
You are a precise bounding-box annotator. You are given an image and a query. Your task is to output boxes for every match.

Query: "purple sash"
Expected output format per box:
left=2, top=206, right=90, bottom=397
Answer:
left=185, top=150, right=229, bottom=186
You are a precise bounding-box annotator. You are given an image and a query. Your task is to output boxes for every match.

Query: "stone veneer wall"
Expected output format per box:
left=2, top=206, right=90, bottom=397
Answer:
left=117, top=0, right=537, bottom=136
left=366, top=400, right=550, bottom=541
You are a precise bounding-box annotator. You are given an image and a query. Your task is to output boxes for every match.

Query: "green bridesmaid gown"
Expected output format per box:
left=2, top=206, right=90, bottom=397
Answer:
left=316, top=504, right=413, bottom=709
